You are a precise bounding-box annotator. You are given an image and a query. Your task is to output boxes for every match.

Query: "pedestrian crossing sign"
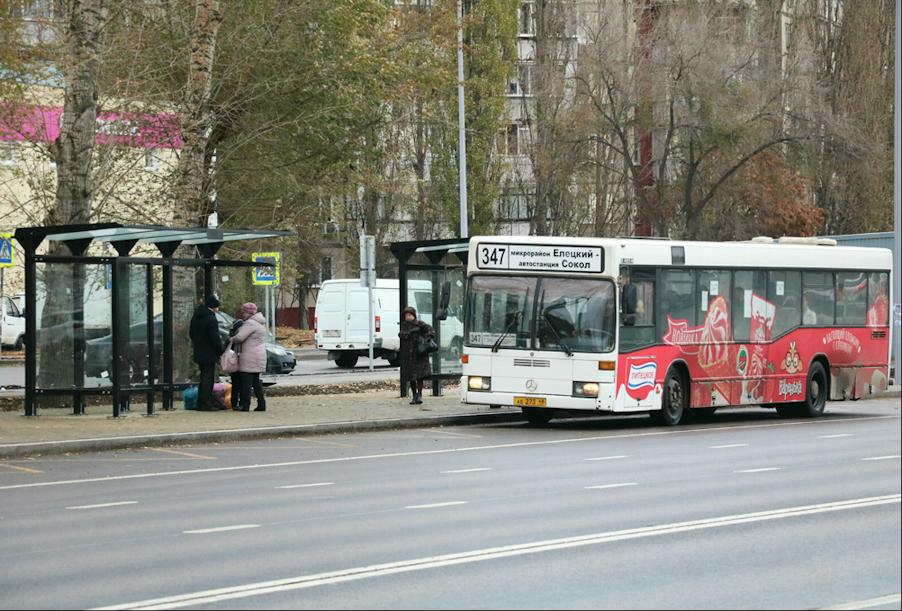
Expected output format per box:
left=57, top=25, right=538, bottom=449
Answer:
left=0, top=233, right=13, bottom=268
left=252, top=252, right=280, bottom=286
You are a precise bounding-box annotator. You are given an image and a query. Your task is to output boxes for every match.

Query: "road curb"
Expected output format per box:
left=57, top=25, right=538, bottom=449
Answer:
left=0, top=410, right=524, bottom=459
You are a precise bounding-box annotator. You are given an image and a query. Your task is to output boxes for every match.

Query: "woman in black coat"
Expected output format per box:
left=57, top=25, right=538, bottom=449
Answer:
left=398, top=306, right=435, bottom=405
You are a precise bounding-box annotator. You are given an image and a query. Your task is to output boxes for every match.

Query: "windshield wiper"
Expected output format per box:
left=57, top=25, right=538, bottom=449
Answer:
left=543, top=308, right=574, bottom=356
left=492, top=311, right=522, bottom=353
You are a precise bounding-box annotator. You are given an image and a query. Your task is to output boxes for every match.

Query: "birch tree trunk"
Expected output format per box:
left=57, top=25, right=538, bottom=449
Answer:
left=175, top=0, right=222, bottom=227
left=50, top=0, right=109, bottom=227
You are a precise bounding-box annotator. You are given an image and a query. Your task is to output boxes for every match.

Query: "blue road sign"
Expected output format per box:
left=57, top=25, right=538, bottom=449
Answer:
left=252, top=252, right=280, bottom=286
left=0, top=234, right=13, bottom=268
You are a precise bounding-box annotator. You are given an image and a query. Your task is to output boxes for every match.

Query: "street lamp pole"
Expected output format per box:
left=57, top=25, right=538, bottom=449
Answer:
left=893, top=0, right=900, bottom=385
left=457, top=0, right=469, bottom=239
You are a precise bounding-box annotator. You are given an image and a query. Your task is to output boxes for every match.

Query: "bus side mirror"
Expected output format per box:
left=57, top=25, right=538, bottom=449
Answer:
left=437, top=282, right=451, bottom=321
left=621, top=285, right=637, bottom=326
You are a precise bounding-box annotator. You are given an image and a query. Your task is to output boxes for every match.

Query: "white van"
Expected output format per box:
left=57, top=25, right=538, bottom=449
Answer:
left=1, top=294, right=25, bottom=349
left=315, top=279, right=402, bottom=368
left=315, top=279, right=465, bottom=368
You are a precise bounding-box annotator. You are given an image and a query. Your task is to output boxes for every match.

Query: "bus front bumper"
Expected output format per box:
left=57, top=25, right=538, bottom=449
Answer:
left=461, top=379, right=613, bottom=412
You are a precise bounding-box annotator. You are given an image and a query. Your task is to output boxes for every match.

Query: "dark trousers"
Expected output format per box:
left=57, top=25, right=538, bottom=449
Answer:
left=230, top=373, right=242, bottom=409
left=198, top=363, right=216, bottom=408
left=239, top=372, right=265, bottom=410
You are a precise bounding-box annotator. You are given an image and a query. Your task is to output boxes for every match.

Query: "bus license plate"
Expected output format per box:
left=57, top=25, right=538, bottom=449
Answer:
left=514, top=396, right=547, bottom=407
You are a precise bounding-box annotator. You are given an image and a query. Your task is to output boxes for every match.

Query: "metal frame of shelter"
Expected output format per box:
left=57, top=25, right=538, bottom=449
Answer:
left=390, top=238, right=469, bottom=397
left=14, top=223, right=293, bottom=417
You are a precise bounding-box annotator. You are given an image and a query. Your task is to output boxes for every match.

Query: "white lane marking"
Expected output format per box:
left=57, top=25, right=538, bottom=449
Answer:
left=5, top=415, right=895, bottom=492
left=584, top=483, right=637, bottom=490
left=861, top=455, right=900, bottom=461
left=183, top=525, right=260, bottom=535
left=66, top=501, right=138, bottom=510
left=440, top=468, right=493, bottom=474
left=275, top=482, right=334, bottom=489
left=818, top=434, right=853, bottom=439
left=734, top=467, right=782, bottom=473
left=405, top=501, right=469, bottom=510
left=819, top=593, right=902, bottom=610
left=709, top=444, right=749, bottom=449
left=585, top=455, right=631, bottom=461
left=96, top=494, right=901, bottom=610
left=426, top=428, right=484, bottom=439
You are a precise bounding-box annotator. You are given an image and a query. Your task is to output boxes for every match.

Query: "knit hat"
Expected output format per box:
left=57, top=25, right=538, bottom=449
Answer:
left=242, top=302, right=258, bottom=316
left=402, top=306, right=417, bottom=317
left=205, top=295, right=220, bottom=309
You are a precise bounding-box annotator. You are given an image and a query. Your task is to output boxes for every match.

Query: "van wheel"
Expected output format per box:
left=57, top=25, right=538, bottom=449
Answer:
left=653, top=367, right=686, bottom=426
left=386, top=355, right=400, bottom=367
left=335, top=354, right=358, bottom=369
left=522, top=407, right=554, bottom=426
left=14, top=334, right=24, bottom=351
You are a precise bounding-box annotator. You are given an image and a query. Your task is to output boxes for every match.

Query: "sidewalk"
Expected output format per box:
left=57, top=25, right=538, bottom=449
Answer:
left=0, top=388, right=523, bottom=459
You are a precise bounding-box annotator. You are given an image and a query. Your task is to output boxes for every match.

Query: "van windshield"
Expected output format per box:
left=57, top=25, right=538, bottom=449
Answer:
left=466, top=276, right=616, bottom=353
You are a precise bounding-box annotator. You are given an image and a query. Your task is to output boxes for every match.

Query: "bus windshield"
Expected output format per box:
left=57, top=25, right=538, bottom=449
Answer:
left=466, top=276, right=616, bottom=353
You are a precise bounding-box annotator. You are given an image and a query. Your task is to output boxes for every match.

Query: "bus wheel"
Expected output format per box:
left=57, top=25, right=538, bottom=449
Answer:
left=655, top=368, right=686, bottom=426
left=522, top=407, right=554, bottom=426
left=801, top=361, right=828, bottom=417
left=335, top=353, right=359, bottom=369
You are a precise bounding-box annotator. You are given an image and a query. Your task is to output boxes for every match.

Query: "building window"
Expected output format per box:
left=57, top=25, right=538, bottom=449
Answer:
left=144, top=148, right=160, bottom=171
left=506, top=124, right=519, bottom=155
left=519, top=2, right=534, bottom=35
left=518, top=63, right=532, bottom=95
left=499, top=193, right=530, bottom=221
left=320, top=256, right=333, bottom=284
left=0, top=141, right=16, bottom=166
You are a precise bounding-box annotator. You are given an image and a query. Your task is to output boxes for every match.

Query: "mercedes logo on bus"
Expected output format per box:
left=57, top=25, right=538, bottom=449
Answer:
left=525, top=379, right=538, bottom=392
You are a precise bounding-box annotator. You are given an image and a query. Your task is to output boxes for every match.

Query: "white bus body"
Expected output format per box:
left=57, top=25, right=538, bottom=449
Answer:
left=461, top=236, right=893, bottom=424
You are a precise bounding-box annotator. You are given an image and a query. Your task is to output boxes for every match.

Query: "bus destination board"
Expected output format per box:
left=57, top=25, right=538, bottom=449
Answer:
left=476, top=243, right=603, bottom=273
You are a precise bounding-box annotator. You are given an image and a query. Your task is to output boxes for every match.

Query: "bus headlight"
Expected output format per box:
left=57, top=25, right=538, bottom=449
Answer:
left=573, top=382, right=600, bottom=398
left=468, top=376, right=491, bottom=391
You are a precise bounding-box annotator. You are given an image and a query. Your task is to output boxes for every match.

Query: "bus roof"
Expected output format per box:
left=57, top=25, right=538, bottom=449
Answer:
left=468, top=235, right=893, bottom=274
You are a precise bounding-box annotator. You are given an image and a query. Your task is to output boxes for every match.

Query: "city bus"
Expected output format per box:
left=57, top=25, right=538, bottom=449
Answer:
left=460, top=236, right=893, bottom=425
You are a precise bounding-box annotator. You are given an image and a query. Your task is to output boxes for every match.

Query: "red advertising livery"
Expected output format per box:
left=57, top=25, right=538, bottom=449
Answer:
left=462, top=236, right=893, bottom=426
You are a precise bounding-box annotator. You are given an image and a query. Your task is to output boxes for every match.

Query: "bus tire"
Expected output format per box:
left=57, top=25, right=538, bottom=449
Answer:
left=335, top=353, right=359, bottom=369
left=522, top=407, right=554, bottom=426
left=801, top=361, right=828, bottom=417
left=654, top=367, right=687, bottom=426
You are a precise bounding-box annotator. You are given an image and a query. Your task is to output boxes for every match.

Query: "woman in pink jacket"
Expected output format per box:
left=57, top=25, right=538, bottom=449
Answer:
left=230, top=302, right=267, bottom=411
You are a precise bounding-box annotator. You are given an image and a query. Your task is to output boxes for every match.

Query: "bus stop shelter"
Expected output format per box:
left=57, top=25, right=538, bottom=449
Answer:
left=390, top=238, right=469, bottom=397
left=14, top=223, right=293, bottom=417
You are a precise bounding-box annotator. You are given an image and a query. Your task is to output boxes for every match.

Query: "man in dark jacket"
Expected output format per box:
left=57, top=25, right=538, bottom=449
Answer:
left=189, top=295, right=224, bottom=411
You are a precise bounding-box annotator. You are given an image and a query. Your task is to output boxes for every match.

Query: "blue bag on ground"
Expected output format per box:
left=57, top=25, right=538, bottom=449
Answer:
left=183, top=386, right=198, bottom=410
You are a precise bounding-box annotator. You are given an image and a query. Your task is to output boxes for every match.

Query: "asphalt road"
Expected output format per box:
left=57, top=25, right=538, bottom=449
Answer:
left=0, top=398, right=899, bottom=610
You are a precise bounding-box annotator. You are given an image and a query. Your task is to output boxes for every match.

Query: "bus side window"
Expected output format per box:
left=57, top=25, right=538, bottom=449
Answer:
left=732, top=271, right=766, bottom=341
left=802, top=271, right=835, bottom=326
left=619, top=271, right=655, bottom=352
left=769, top=270, right=801, bottom=337
left=658, top=269, right=695, bottom=342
